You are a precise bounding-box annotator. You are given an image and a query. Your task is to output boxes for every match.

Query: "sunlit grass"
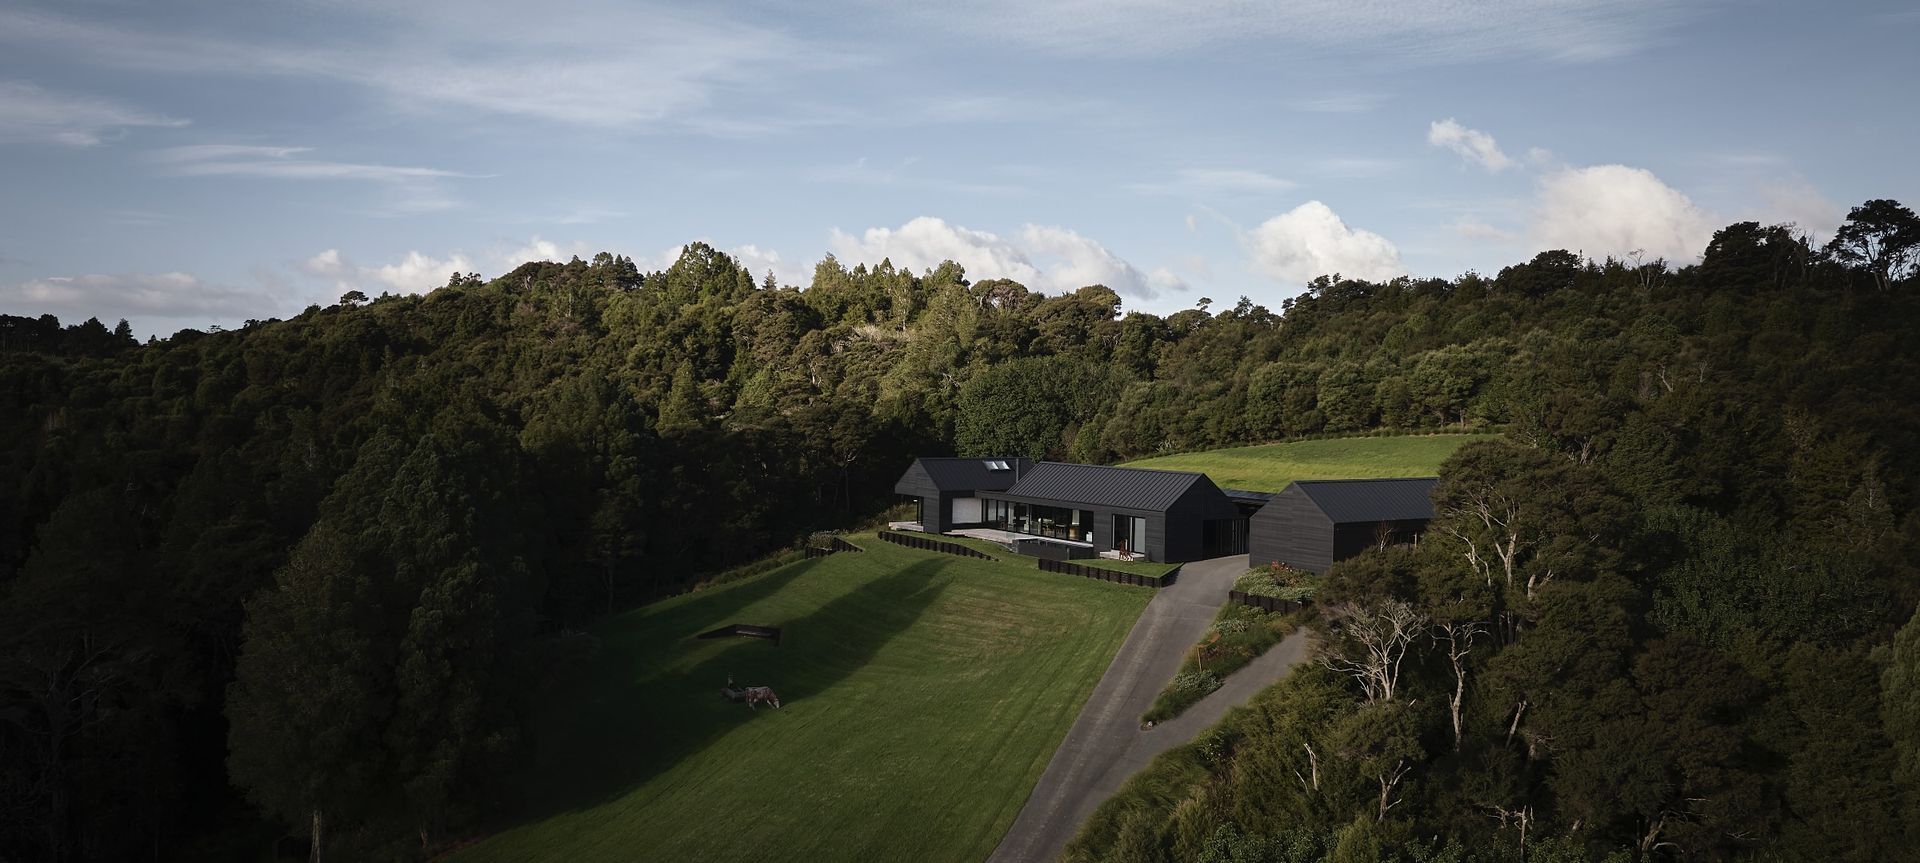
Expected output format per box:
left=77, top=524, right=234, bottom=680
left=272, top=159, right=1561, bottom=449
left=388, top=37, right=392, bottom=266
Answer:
left=1121, top=434, right=1480, bottom=492
left=451, top=535, right=1149, bottom=863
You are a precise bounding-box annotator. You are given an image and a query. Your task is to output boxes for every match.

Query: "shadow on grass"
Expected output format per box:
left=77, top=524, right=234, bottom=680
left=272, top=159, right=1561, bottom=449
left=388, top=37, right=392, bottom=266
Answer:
left=498, top=557, right=951, bottom=827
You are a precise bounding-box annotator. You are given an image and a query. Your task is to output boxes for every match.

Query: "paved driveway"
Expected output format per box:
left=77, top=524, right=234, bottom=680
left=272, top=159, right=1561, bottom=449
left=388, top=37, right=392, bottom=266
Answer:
left=986, top=554, right=1312, bottom=863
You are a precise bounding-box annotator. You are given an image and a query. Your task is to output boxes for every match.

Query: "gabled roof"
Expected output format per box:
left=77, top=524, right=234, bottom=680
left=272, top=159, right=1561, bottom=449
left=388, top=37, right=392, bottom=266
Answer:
left=1290, top=477, right=1439, bottom=523
left=899, top=457, right=1033, bottom=492
left=999, top=462, right=1218, bottom=512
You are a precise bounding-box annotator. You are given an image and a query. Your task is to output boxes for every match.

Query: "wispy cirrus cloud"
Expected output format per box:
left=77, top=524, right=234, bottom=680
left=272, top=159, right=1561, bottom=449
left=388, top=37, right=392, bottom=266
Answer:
left=875, top=0, right=1694, bottom=62
left=0, top=3, right=829, bottom=131
left=0, top=80, right=187, bottom=146
left=1129, top=168, right=1298, bottom=197
left=154, top=145, right=470, bottom=182
left=1285, top=92, right=1387, bottom=113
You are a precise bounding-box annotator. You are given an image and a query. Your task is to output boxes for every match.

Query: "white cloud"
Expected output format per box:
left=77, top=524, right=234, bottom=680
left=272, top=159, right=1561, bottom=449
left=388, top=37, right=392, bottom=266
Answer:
left=1452, top=217, right=1519, bottom=242
left=0, top=80, right=186, bottom=146
left=877, top=0, right=1690, bottom=61
left=1428, top=119, right=1514, bottom=172
left=1020, top=224, right=1187, bottom=299
left=1751, top=177, right=1844, bottom=243
left=827, top=216, right=1180, bottom=299
left=1130, top=168, right=1297, bottom=197
left=1246, top=201, right=1407, bottom=284
left=1286, top=93, right=1387, bottom=113
left=300, top=248, right=474, bottom=295
left=1, top=271, right=271, bottom=335
left=155, top=145, right=467, bottom=182
left=499, top=236, right=591, bottom=267
left=1531, top=164, right=1717, bottom=261
left=0, top=5, right=822, bottom=131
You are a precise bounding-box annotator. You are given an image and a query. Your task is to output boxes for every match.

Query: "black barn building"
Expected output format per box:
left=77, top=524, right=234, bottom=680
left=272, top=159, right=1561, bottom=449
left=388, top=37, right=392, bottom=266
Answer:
left=979, top=462, right=1246, bottom=562
left=893, top=457, right=1033, bottom=534
left=1248, top=478, right=1438, bottom=574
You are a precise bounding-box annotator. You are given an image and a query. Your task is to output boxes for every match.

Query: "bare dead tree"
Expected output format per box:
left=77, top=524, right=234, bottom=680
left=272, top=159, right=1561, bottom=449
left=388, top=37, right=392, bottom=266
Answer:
left=1489, top=804, right=1534, bottom=855
left=1377, top=758, right=1412, bottom=821
left=1319, top=600, right=1427, bottom=703
left=1293, top=742, right=1321, bottom=793
left=1436, top=620, right=1487, bottom=751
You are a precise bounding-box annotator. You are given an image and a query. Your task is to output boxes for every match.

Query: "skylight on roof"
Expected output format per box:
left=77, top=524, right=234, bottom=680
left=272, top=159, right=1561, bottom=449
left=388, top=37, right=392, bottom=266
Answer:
left=984, top=459, right=1010, bottom=470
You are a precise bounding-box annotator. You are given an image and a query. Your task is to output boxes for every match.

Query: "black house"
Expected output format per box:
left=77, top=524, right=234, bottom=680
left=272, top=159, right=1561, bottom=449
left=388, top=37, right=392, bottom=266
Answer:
left=893, top=457, right=1034, bottom=534
left=1248, top=478, right=1438, bottom=574
left=978, top=462, right=1246, bottom=562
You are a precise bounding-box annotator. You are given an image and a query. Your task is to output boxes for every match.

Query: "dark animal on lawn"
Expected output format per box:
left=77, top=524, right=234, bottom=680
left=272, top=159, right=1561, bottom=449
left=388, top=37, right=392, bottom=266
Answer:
left=743, top=686, right=781, bottom=709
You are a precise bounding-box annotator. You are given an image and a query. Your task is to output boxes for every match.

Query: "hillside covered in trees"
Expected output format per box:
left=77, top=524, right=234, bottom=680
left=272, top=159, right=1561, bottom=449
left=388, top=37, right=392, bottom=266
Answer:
left=2, top=199, right=1918, bottom=861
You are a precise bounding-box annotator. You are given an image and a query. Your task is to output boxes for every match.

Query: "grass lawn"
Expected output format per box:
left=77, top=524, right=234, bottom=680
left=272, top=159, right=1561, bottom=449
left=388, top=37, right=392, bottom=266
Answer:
left=1120, top=434, right=1484, bottom=492
left=450, top=534, right=1150, bottom=863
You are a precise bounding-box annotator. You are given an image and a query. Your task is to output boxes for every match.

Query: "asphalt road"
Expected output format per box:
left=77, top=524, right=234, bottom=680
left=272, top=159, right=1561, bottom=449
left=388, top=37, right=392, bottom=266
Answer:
left=986, top=554, right=1312, bottom=863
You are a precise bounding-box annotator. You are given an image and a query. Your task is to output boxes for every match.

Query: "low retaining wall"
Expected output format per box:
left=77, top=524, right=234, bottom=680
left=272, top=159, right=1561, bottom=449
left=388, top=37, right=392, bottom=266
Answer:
left=805, top=536, right=865, bottom=558
left=1038, top=557, right=1176, bottom=588
left=878, top=530, right=996, bottom=559
left=1227, top=590, right=1310, bottom=613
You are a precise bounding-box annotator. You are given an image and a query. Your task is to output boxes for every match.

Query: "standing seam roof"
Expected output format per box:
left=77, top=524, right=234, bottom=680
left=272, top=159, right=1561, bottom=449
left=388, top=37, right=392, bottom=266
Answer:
left=996, top=462, right=1209, bottom=512
left=908, top=457, right=1034, bottom=492
left=1291, top=478, right=1439, bottom=523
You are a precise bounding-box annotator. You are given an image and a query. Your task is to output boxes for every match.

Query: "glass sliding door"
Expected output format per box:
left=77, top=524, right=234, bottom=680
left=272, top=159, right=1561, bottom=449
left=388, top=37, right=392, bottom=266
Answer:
left=1026, top=504, right=1094, bottom=541
left=1112, top=514, right=1147, bottom=557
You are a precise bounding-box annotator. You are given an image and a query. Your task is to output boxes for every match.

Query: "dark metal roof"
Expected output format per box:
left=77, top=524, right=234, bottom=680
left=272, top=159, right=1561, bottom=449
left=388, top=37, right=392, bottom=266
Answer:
left=1290, top=478, right=1439, bottom=523
left=998, top=462, right=1213, bottom=512
left=1221, top=488, right=1277, bottom=505
left=901, top=457, right=1034, bottom=492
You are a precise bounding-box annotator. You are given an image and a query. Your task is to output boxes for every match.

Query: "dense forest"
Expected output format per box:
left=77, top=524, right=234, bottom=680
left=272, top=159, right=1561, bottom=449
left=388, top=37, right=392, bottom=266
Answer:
left=1, top=199, right=1917, bottom=861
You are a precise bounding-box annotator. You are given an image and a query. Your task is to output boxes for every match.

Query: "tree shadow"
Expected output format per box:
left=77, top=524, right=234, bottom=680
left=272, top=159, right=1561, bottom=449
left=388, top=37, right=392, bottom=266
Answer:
left=496, top=557, right=950, bottom=826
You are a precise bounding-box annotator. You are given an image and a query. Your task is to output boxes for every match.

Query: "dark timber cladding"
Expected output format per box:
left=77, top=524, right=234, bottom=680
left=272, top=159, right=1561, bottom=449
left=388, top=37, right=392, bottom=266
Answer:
left=891, top=457, right=1032, bottom=533
left=1249, top=477, right=1439, bottom=574
left=983, top=462, right=1242, bottom=562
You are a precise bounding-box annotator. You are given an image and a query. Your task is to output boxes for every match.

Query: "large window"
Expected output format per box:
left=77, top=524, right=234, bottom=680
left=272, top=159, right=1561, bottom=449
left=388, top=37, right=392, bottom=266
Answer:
left=1112, top=514, right=1147, bottom=557
left=982, top=499, right=1094, bottom=542
left=1026, top=504, right=1094, bottom=542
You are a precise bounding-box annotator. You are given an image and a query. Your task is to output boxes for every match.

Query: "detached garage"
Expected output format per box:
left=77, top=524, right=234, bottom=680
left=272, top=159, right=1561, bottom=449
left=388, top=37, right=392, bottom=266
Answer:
left=1249, top=478, right=1439, bottom=574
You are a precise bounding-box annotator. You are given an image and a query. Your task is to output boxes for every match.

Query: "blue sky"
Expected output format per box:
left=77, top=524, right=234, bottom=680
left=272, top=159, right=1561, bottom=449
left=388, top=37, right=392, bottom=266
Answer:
left=1, top=0, right=1914, bottom=336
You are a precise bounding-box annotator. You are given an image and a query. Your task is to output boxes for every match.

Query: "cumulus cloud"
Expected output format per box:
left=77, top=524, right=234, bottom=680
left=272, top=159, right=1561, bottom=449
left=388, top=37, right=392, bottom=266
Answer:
left=1531, top=164, right=1717, bottom=261
left=300, top=248, right=475, bottom=295
left=1428, top=119, right=1514, bottom=172
left=1, top=271, right=272, bottom=335
left=1246, top=201, right=1407, bottom=284
left=827, top=216, right=1181, bottom=299
left=0, top=80, right=187, bottom=146
left=499, top=236, right=591, bottom=267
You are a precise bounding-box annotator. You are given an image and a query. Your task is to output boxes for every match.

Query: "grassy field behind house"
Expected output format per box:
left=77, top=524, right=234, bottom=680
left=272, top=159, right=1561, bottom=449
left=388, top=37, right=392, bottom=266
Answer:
left=451, top=535, right=1150, bottom=863
left=1120, top=434, right=1479, bottom=492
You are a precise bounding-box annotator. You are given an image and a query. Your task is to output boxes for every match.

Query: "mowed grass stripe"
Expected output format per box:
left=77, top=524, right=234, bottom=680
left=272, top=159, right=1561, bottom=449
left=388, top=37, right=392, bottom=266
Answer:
left=1120, top=434, right=1481, bottom=492
left=453, top=537, right=1149, bottom=863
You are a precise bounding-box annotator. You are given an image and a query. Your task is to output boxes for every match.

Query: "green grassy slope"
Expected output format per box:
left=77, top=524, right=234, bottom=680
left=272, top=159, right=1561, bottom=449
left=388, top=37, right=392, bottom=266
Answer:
left=1120, top=434, right=1481, bottom=492
left=452, top=535, right=1150, bottom=863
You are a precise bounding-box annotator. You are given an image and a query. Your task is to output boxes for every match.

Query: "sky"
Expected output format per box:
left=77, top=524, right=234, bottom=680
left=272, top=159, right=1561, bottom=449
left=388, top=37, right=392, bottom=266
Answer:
left=1, top=0, right=1915, bottom=337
